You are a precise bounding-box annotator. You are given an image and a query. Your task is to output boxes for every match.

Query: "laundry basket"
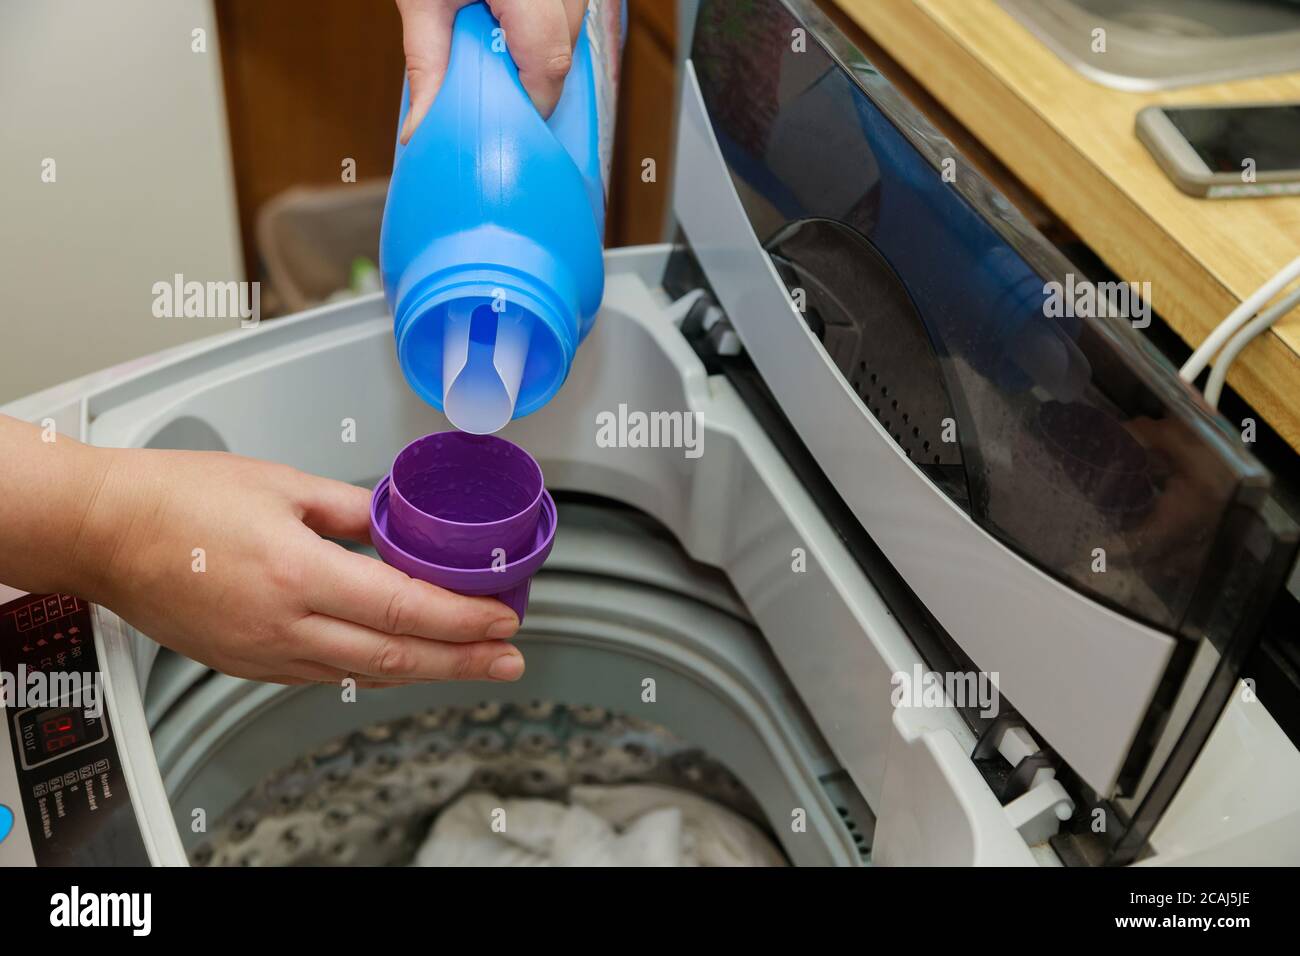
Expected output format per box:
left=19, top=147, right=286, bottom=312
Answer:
left=256, top=180, right=388, bottom=312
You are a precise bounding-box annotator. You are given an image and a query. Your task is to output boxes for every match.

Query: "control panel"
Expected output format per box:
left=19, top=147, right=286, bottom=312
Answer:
left=0, top=591, right=149, bottom=865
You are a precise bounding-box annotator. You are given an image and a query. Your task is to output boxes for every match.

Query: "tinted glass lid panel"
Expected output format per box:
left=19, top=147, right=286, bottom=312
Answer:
left=691, top=0, right=1276, bottom=639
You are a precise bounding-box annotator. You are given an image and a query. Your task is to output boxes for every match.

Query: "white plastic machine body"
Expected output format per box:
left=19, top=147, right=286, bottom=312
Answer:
left=2, top=0, right=1299, bottom=868
left=0, top=251, right=979, bottom=865
left=670, top=0, right=1300, bottom=865
left=1, top=247, right=1297, bottom=866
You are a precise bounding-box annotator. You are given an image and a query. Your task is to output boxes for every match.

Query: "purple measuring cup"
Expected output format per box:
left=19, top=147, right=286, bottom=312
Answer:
left=370, top=432, right=557, bottom=621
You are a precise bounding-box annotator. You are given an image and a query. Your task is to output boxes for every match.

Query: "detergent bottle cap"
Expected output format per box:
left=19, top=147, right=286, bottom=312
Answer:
left=369, top=431, right=556, bottom=620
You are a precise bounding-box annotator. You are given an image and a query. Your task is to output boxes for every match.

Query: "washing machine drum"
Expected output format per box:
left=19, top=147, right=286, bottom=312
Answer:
left=144, top=503, right=869, bottom=867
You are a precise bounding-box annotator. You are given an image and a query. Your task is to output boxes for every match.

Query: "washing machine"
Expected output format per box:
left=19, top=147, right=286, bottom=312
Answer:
left=3, top=0, right=1299, bottom=867
left=0, top=245, right=889, bottom=867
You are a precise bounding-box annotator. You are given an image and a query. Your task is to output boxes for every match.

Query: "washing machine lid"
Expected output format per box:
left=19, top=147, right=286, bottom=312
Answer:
left=673, top=0, right=1297, bottom=853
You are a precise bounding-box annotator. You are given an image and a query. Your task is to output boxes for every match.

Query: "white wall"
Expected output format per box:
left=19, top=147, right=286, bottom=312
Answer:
left=0, top=0, right=244, bottom=403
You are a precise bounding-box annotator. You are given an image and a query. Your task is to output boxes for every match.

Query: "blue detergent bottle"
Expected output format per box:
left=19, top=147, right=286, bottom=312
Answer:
left=380, top=1, right=608, bottom=434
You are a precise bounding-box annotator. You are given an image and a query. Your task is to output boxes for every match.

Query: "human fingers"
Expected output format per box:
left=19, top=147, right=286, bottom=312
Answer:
left=289, top=613, right=526, bottom=682
left=487, top=0, right=575, bottom=118
left=302, top=539, right=519, bottom=641
left=396, top=0, right=473, bottom=143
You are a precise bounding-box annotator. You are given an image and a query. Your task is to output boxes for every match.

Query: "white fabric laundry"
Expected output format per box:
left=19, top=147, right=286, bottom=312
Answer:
left=412, top=784, right=787, bottom=867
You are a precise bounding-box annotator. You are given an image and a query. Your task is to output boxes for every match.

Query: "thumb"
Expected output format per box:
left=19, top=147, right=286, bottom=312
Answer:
left=293, top=472, right=375, bottom=545
left=396, top=0, right=466, bottom=144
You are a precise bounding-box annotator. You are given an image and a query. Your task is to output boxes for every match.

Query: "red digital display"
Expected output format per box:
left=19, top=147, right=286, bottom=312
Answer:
left=42, top=714, right=78, bottom=753
left=34, top=707, right=88, bottom=755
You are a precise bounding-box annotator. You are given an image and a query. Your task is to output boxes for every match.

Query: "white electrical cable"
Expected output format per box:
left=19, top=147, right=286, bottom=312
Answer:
left=1203, top=283, right=1300, bottom=409
left=1179, top=254, right=1300, bottom=384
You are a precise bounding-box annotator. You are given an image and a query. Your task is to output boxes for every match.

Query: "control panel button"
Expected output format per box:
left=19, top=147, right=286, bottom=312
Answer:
left=0, top=805, right=13, bottom=844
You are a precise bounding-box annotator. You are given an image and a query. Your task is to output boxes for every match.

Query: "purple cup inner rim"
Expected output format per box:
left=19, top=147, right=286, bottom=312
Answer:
left=390, top=431, right=544, bottom=528
left=372, top=479, right=557, bottom=584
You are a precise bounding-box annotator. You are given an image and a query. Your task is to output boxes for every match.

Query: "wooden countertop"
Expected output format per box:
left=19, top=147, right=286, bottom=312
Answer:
left=833, top=0, right=1300, bottom=451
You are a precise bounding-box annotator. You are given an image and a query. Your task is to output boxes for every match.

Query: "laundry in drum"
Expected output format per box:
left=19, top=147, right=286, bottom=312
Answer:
left=188, top=703, right=791, bottom=867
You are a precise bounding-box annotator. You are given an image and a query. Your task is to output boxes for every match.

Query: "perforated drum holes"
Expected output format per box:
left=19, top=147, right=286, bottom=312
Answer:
left=191, top=702, right=774, bottom=867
